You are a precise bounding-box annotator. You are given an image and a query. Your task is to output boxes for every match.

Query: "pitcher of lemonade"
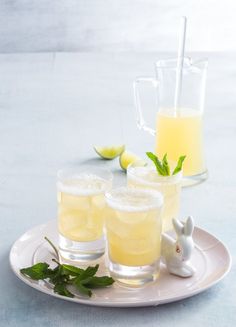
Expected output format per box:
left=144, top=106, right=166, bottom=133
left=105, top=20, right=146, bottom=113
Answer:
left=134, top=57, right=208, bottom=186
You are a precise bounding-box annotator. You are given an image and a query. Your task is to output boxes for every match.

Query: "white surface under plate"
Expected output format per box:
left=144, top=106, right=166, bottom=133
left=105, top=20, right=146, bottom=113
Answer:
left=9, top=220, right=231, bottom=307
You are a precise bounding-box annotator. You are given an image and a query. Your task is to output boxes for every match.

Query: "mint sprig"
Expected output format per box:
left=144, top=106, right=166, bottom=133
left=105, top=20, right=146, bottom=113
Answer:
left=146, top=152, right=186, bottom=176
left=20, top=238, right=114, bottom=298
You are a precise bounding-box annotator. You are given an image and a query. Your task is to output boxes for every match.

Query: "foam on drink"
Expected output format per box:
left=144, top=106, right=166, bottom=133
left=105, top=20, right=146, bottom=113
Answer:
left=105, top=187, right=163, bottom=213
left=57, top=173, right=110, bottom=196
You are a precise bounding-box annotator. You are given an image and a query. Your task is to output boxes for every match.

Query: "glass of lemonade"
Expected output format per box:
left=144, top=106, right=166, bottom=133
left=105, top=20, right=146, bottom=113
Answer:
left=127, top=163, right=182, bottom=232
left=133, top=57, right=208, bottom=186
left=105, top=187, right=163, bottom=286
left=57, top=166, right=113, bottom=262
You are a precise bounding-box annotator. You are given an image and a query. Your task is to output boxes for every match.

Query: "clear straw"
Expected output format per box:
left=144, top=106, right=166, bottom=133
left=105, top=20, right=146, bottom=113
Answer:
left=174, top=16, right=187, bottom=115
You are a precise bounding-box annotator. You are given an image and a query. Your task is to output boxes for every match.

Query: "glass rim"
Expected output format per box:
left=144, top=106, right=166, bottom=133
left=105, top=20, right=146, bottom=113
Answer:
left=127, top=162, right=182, bottom=186
left=105, top=186, right=163, bottom=212
left=57, top=165, right=113, bottom=182
left=57, top=165, right=113, bottom=196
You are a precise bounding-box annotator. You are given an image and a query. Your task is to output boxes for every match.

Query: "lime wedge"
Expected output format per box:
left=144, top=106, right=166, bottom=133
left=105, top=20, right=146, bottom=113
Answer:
left=94, top=145, right=125, bottom=160
left=119, top=151, right=146, bottom=171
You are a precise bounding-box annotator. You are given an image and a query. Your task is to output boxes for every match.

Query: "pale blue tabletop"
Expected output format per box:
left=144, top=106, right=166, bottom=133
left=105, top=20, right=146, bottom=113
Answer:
left=0, top=52, right=235, bottom=327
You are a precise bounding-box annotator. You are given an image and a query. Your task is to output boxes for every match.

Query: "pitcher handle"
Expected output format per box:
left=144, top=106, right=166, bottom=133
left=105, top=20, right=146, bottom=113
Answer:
left=133, top=77, right=159, bottom=136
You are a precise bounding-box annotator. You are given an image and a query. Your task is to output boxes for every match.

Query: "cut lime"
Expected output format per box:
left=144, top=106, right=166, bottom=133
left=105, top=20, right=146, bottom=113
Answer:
left=119, top=151, right=146, bottom=171
left=94, top=145, right=125, bottom=160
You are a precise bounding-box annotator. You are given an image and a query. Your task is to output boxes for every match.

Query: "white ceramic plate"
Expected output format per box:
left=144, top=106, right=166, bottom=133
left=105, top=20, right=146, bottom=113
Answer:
left=9, top=220, right=231, bottom=307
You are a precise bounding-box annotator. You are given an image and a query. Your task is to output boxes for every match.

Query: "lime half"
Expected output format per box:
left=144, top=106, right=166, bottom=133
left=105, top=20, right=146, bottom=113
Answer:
left=119, top=151, right=146, bottom=171
left=94, top=145, right=125, bottom=160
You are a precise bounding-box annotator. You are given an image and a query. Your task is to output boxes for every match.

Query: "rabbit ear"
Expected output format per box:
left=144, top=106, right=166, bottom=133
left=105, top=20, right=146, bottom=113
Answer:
left=184, top=216, right=194, bottom=236
left=172, top=218, right=184, bottom=235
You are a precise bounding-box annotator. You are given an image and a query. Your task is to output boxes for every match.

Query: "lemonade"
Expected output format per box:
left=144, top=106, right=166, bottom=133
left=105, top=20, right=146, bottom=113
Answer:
left=58, top=174, right=110, bottom=242
left=57, top=167, right=112, bottom=262
left=156, top=108, right=205, bottom=176
left=105, top=187, right=163, bottom=286
left=127, top=164, right=181, bottom=232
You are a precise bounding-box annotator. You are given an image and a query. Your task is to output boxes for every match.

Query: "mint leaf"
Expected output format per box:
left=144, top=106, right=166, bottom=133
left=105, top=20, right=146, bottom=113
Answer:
left=146, top=152, right=166, bottom=175
left=82, top=276, right=114, bottom=288
left=49, top=265, right=68, bottom=284
left=20, top=263, right=52, bottom=280
left=78, top=264, right=99, bottom=281
left=61, top=264, right=84, bottom=276
left=72, top=264, right=100, bottom=297
left=162, top=153, right=170, bottom=176
left=73, top=278, right=92, bottom=297
left=54, top=283, right=74, bottom=298
left=172, top=155, right=186, bottom=175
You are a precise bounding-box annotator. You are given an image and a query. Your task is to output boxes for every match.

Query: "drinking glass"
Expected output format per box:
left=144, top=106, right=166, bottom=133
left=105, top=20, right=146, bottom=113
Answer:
left=105, top=187, right=163, bottom=286
left=127, top=162, right=182, bottom=232
left=134, top=57, right=208, bottom=186
left=57, top=166, right=113, bottom=262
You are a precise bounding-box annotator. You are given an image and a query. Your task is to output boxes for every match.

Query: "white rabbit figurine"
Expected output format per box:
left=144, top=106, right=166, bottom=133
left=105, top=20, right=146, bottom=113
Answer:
left=161, top=216, right=196, bottom=278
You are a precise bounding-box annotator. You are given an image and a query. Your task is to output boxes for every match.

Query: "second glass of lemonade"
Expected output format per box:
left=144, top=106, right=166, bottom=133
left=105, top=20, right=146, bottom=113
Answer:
left=57, top=166, right=113, bottom=262
left=127, top=163, right=182, bottom=232
left=105, top=187, right=163, bottom=286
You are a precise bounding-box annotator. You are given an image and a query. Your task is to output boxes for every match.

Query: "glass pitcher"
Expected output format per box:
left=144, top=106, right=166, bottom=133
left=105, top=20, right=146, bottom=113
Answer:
left=134, top=57, right=208, bottom=186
